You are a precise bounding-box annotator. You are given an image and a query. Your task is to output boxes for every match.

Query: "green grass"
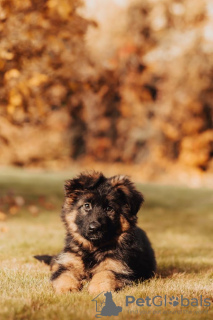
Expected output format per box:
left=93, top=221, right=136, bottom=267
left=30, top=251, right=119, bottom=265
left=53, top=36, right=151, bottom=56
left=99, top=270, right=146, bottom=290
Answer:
left=0, top=168, right=212, bottom=320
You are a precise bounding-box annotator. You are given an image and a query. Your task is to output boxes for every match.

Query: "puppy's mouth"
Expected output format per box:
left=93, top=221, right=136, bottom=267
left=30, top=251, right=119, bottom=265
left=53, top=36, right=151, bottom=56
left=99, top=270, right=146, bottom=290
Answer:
left=86, top=230, right=107, bottom=243
left=89, top=236, right=101, bottom=242
left=87, top=233, right=104, bottom=242
left=89, top=235, right=100, bottom=240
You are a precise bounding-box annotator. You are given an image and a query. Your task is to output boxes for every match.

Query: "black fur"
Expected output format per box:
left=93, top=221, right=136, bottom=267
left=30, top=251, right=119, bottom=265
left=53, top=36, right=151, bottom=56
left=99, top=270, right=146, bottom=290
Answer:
left=34, top=255, right=53, bottom=265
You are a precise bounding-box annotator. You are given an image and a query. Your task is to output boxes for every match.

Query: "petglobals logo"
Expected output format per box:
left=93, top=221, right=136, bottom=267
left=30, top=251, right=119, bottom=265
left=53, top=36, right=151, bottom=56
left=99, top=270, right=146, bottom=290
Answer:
left=126, top=295, right=212, bottom=308
left=92, top=292, right=211, bottom=318
left=92, top=291, right=122, bottom=318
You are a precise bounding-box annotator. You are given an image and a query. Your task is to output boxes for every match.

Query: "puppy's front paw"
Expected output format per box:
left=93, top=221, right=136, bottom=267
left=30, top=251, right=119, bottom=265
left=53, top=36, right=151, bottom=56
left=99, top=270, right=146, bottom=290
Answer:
left=52, top=273, right=81, bottom=294
left=88, top=271, right=122, bottom=295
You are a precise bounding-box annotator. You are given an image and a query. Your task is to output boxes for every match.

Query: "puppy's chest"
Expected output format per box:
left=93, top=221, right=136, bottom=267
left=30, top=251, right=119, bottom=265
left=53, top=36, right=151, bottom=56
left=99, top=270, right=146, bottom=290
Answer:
left=67, top=240, right=124, bottom=277
left=79, top=246, right=123, bottom=279
left=82, top=248, right=114, bottom=269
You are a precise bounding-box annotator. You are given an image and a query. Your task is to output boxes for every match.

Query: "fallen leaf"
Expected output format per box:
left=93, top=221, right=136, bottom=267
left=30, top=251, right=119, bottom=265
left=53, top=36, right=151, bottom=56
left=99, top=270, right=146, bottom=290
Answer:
left=0, top=225, right=8, bottom=233
left=9, top=205, right=19, bottom=215
left=0, top=211, right=7, bottom=221
left=28, top=205, right=39, bottom=216
left=14, top=196, right=25, bottom=207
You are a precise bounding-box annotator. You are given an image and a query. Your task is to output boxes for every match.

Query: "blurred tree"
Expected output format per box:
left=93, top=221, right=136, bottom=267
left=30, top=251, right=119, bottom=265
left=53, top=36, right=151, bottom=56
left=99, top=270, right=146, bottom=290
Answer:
left=0, top=0, right=93, bottom=167
left=0, top=0, right=212, bottom=176
left=76, top=0, right=213, bottom=174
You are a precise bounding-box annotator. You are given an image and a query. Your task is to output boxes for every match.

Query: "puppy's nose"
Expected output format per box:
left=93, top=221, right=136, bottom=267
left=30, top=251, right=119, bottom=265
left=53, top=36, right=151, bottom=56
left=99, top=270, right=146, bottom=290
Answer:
left=89, top=221, right=101, bottom=232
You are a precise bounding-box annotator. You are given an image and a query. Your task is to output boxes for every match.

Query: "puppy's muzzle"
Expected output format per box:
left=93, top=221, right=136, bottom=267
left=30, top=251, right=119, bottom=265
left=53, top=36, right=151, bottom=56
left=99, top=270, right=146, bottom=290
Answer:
left=88, top=221, right=101, bottom=234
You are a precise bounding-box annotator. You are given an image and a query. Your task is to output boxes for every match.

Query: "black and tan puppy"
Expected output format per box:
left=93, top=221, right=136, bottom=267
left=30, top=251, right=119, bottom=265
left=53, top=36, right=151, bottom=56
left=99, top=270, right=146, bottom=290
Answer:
left=35, top=172, right=156, bottom=294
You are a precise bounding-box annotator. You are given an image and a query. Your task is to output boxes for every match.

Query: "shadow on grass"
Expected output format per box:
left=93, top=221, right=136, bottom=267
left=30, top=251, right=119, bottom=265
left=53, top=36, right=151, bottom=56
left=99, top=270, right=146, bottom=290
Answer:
left=157, top=263, right=213, bottom=278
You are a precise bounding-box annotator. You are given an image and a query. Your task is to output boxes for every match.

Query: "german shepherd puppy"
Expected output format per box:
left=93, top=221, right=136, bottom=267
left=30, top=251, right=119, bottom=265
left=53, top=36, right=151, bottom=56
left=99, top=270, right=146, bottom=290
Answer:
left=35, top=172, right=156, bottom=294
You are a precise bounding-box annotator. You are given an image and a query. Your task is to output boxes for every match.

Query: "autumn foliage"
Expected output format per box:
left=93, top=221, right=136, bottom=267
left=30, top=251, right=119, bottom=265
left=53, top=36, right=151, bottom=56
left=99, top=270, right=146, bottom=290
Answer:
left=0, top=0, right=212, bottom=176
left=0, top=0, right=91, bottom=166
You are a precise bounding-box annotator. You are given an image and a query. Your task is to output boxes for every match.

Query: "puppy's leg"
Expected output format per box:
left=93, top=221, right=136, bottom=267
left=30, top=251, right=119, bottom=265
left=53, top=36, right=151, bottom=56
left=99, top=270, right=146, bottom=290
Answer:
left=88, top=258, right=130, bottom=294
left=51, top=252, right=84, bottom=293
left=88, top=270, right=122, bottom=295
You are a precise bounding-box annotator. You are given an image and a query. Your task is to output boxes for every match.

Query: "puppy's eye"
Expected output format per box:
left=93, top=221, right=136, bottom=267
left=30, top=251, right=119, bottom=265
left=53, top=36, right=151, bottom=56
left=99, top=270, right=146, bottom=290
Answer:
left=84, top=203, right=92, bottom=210
left=106, top=206, right=113, bottom=212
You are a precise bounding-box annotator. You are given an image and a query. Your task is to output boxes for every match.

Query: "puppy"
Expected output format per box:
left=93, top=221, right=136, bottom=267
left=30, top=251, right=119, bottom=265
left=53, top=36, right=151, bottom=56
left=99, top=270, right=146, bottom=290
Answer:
left=35, top=172, right=156, bottom=294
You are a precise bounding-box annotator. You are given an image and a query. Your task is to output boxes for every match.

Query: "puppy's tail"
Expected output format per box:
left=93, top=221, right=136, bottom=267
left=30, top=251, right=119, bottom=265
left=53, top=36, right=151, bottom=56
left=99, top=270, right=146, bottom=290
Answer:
left=34, top=255, right=53, bottom=265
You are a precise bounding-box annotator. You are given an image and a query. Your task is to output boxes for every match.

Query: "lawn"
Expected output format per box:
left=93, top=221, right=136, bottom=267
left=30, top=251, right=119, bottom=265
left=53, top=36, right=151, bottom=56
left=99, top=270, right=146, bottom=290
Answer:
left=0, top=168, right=212, bottom=320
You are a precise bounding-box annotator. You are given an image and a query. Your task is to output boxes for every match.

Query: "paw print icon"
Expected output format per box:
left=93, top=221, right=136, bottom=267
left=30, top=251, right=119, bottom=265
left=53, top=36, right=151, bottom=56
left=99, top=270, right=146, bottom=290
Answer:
left=169, top=296, right=179, bottom=306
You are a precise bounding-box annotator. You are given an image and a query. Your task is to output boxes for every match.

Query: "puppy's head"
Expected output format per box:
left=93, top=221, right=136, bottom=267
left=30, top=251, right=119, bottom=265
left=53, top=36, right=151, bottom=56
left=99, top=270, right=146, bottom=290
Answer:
left=62, top=172, right=144, bottom=245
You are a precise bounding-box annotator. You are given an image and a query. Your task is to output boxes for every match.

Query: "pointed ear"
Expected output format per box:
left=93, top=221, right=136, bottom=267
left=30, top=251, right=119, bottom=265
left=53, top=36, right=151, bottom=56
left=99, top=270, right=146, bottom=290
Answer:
left=109, top=175, right=144, bottom=216
left=64, top=171, right=106, bottom=196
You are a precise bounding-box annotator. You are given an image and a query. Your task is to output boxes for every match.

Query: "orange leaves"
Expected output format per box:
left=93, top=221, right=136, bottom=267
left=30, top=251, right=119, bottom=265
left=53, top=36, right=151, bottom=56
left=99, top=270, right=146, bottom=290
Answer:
left=0, top=194, right=23, bottom=218
left=28, top=74, right=49, bottom=87
left=9, top=205, right=20, bottom=215
left=0, top=50, right=14, bottom=60
left=0, top=192, right=55, bottom=219
left=28, top=205, right=39, bottom=216
left=8, top=89, right=22, bottom=108
left=0, top=211, right=7, bottom=221
left=0, top=0, right=91, bottom=167
left=180, top=130, right=213, bottom=168
left=0, top=0, right=212, bottom=178
left=4, top=69, right=21, bottom=81
left=0, top=0, right=88, bottom=112
left=47, top=0, right=73, bottom=19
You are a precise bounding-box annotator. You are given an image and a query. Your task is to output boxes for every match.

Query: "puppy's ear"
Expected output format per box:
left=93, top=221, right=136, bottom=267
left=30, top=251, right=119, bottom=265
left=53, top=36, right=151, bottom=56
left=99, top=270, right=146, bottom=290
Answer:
left=109, top=175, right=144, bottom=216
left=64, top=171, right=106, bottom=196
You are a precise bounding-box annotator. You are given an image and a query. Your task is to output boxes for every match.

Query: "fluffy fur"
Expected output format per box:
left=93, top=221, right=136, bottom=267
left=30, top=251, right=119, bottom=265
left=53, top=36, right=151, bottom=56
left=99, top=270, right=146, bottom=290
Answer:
left=35, top=172, right=156, bottom=294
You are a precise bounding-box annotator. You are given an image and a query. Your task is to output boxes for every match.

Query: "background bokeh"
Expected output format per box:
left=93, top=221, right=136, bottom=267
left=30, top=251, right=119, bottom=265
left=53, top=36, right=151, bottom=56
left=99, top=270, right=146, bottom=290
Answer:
left=0, top=0, right=213, bottom=186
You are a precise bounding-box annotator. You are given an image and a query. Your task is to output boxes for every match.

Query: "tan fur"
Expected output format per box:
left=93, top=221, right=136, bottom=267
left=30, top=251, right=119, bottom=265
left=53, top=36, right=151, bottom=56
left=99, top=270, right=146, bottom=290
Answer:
left=58, top=252, right=84, bottom=271
left=92, top=258, right=130, bottom=276
left=73, top=231, right=95, bottom=251
left=50, top=261, right=59, bottom=272
left=109, top=175, right=127, bottom=185
left=52, top=272, right=81, bottom=293
left=56, top=252, right=85, bottom=279
left=51, top=253, right=85, bottom=293
left=120, top=215, right=130, bottom=232
left=64, top=209, right=95, bottom=250
left=73, top=194, right=95, bottom=216
left=88, top=271, right=122, bottom=295
left=109, top=176, right=131, bottom=197
left=64, top=208, right=78, bottom=229
left=64, top=197, right=74, bottom=205
left=119, top=184, right=131, bottom=196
